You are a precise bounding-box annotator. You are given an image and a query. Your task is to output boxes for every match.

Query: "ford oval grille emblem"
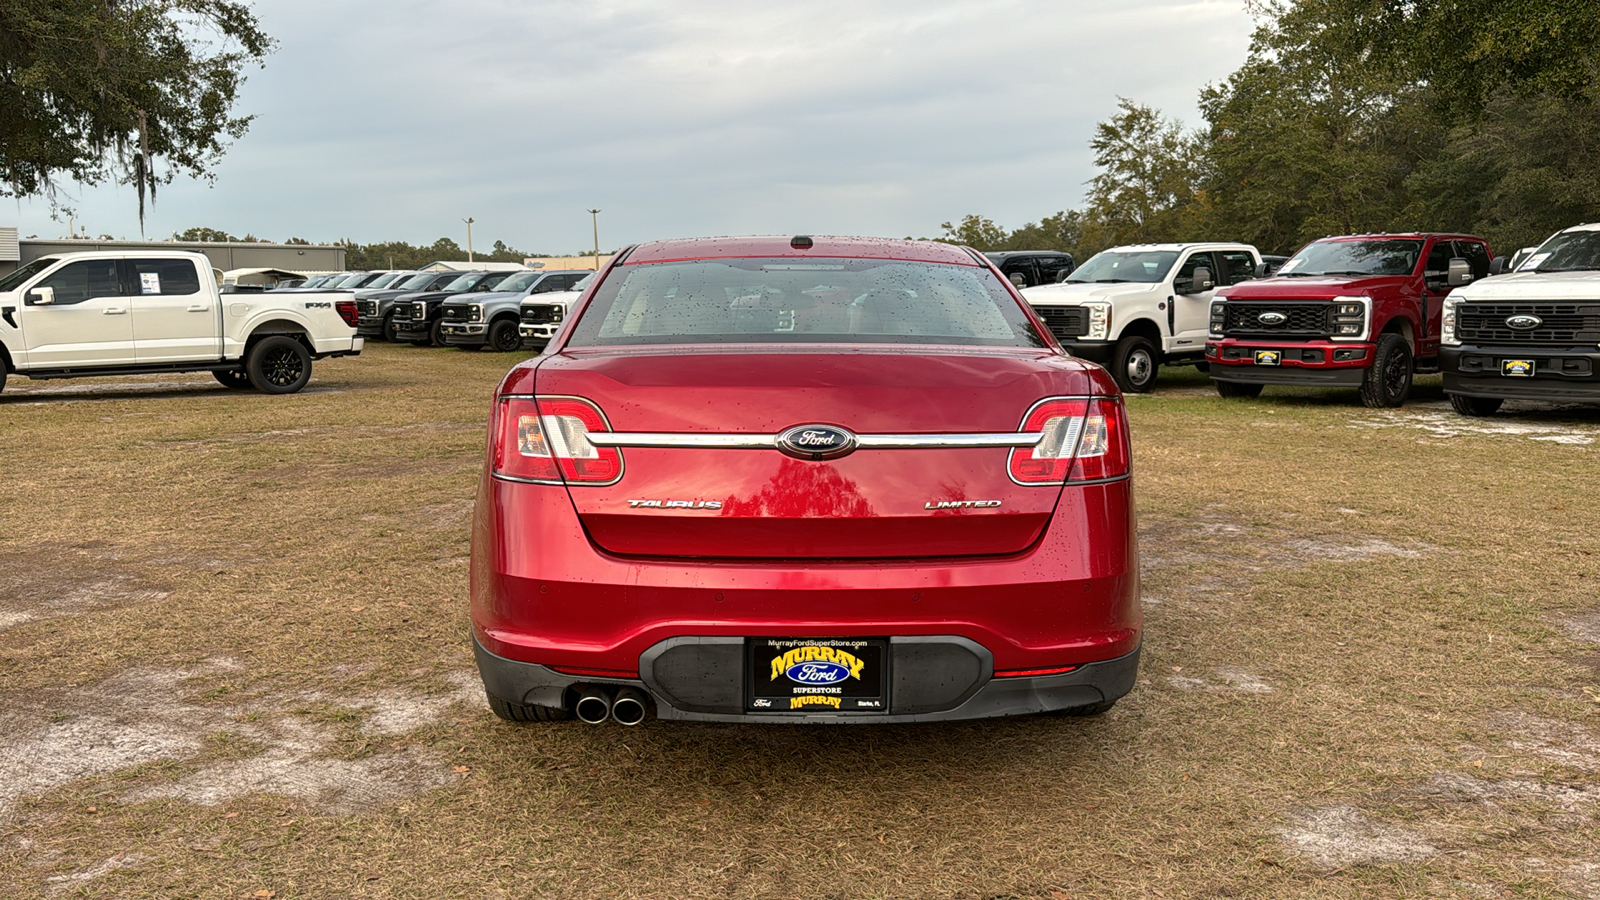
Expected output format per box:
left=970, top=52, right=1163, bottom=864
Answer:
left=1258, top=311, right=1288, bottom=326
left=1506, top=314, right=1542, bottom=330
left=775, top=424, right=857, bottom=460
left=786, top=661, right=851, bottom=684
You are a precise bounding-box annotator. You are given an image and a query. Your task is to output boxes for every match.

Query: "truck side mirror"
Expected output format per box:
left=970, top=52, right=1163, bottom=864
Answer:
left=1007, top=272, right=1028, bottom=289
left=26, top=286, right=55, bottom=306
left=1181, top=267, right=1213, bottom=294
left=1447, top=258, right=1473, bottom=287
left=1253, top=263, right=1268, bottom=278
left=1489, top=257, right=1507, bottom=276
left=1055, top=268, right=1071, bottom=283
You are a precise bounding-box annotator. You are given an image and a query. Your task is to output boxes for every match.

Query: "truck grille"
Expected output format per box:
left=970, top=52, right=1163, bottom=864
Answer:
left=1456, top=303, right=1600, bottom=347
left=441, top=305, right=471, bottom=322
left=1221, top=302, right=1332, bottom=341
left=521, top=305, right=563, bottom=325
left=1030, top=306, right=1089, bottom=340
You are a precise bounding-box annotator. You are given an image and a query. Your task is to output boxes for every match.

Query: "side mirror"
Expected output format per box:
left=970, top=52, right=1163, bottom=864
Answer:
left=1182, top=267, right=1213, bottom=294
left=1447, top=258, right=1473, bottom=287
left=1254, top=263, right=1268, bottom=278
left=1489, top=257, right=1507, bottom=276
left=1055, top=268, right=1071, bottom=283
left=26, top=286, right=55, bottom=306
left=1007, top=272, right=1028, bottom=289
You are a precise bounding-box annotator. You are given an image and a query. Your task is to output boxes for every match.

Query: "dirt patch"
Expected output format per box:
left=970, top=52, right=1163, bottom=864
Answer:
left=43, top=852, right=145, bottom=894
left=0, top=544, right=170, bottom=630
left=1166, top=666, right=1273, bottom=693
left=1275, top=806, right=1437, bottom=869
left=0, top=661, right=478, bottom=822
left=1348, top=409, right=1599, bottom=445
left=1565, top=610, right=1600, bottom=646
left=1282, top=538, right=1429, bottom=561
left=1491, top=713, right=1600, bottom=772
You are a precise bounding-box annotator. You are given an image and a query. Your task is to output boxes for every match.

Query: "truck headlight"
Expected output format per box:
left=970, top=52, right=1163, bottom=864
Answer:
left=1083, top=301, right=1110, bottom=341
left=1441, top=296, right=1461, bottom=346
left=1209, top=299, right=1226, bottom=337
left=469, top=304, right=484, bottom=323
left=1329, top=296, right=1370, bottom=341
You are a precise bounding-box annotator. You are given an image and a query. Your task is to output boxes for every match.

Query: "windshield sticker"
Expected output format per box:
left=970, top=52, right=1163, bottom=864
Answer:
left=1521, top=253, right=1551, bottom=271
left=1276, top=259, right=1302, bottom=273
left=140, top=273, right=161, bottom=294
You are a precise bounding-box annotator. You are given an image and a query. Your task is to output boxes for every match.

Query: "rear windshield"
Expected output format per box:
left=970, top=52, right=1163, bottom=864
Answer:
left=563, top=257, right=1047, bottom=348
left=1277, top=239, right=1422, bottom=277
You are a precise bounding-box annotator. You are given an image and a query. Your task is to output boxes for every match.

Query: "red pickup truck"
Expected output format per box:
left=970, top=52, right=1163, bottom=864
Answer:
left=1204, top=233, right=1492, bottom=407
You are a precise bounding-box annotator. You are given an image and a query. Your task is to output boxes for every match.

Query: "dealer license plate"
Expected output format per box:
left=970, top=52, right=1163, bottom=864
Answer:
left=1502, top=359, right=1535, bottom=377
left=747, top=638, right=888, bottom=712
left=1254, top=350, right=1282, bottom=366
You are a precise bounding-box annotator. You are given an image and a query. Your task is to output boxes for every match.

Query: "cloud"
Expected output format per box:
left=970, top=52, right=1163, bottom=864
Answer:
left=7, top=0, right=1255, bottom=254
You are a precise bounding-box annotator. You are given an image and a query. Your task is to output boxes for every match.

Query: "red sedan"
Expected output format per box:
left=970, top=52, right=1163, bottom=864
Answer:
left=470, top=235, right=1140, bottom=725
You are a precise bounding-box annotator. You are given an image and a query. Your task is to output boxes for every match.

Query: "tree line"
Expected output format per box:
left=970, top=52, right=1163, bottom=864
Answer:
left=942, top=0, right=1600, bottom=261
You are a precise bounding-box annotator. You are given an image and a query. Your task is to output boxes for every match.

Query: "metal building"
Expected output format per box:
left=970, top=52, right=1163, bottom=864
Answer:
left=0, top=227, right=346, bottom=278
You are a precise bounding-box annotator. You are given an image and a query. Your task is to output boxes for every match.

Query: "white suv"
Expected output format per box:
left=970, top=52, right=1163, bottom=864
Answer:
left=1021, top=242, right=1262, bottom=392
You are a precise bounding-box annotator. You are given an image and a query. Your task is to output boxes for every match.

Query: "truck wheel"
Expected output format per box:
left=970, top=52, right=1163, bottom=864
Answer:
left=1359, top=333, right=1413, bottom=408
left=213, top=369, right=253, bottom=390
left=0, top=369, right=7, bottom=395
left=1112, top=335, right=1159, bottom=393
left=1214, top=380, right=1262, bottom=399
left=381, top=311, right=399, bottom=342
left=246, top=335, right=313, bottom=394
left=486, top=692, right=570, bottom=723
left=428, top=319, right=446, bottom=347
left=487, top=319, right=523, bottom=352
left=1449, top=393, right=1503, bottom=417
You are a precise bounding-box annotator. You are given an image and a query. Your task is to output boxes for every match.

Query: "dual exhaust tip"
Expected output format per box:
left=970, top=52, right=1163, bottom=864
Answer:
left=574, top=684, right=647, bottom=726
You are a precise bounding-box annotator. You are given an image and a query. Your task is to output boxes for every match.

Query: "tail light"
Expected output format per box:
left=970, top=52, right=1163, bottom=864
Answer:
left=1008, top=396, right=1131, bottom=485
left=334, top=299, right=359, bottom=328
left=491, top=395, right=623, bottom=486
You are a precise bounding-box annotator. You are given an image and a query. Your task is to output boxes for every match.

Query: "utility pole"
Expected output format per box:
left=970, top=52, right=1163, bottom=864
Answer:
left=463, top=217, right=475, bottom=262
left=587, top=209, right=602, bottom=271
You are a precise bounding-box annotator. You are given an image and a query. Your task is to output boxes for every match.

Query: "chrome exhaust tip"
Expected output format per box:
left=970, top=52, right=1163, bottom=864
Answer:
left=610, top=687, right=648, bottom=726
left=574, top=685, right=613, bottom=724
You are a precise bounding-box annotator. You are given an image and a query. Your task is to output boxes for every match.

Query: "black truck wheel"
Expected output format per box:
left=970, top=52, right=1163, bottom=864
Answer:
left=246, top=335, right=313, bottom=394
left=1112, top=335, right=1159, bottom=393
left=382, top=311, right=399, bottom=342
left=1359, top=333, right=1413, bottom=408
left=487, top=318, right=523, bottom=352
left=486, top=692, right=570, bottom=723
left=213, top=369, right=253, bottom=390
left=1449, top=393, right=1503, bottom=417
left=1214, top=380, right=1262, bottom=399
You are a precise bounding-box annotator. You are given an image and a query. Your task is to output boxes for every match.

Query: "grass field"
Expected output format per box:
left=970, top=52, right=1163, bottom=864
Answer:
left=1, top=344, right=1597, bottom=899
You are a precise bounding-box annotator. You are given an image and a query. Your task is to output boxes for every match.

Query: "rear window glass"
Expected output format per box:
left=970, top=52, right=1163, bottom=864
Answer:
left=564, top=258, right=1047, bottom=348
left=128, top=258, right=201, bottom=295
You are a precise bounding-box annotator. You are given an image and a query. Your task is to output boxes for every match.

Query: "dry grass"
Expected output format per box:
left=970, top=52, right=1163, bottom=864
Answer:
left=1, top=347, right=1597, bottom=898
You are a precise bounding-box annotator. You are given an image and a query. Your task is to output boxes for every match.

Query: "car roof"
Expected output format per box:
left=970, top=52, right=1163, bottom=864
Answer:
left=1558, top=222, right=1600, bottom=233
left=983, top=250, right=1073, bottom=259
left=1314, top=233, right=1485, bottom=242
left=1101, top=242, right=1257, bottom=253
left=623, top=235, right=980, bottom=266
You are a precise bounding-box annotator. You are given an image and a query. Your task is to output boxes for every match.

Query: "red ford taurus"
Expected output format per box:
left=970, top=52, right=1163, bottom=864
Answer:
left=470, top=235, right=1140, bottom=724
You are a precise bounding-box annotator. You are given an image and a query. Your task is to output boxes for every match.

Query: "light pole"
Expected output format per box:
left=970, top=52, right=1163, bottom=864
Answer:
left=587, top=209, right=602, bottom=271
left=463, top=217, right=475, bottom=263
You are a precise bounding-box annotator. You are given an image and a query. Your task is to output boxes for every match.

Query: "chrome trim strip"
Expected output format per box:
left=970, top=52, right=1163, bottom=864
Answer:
left=586, top=432, right=1043, bottom=449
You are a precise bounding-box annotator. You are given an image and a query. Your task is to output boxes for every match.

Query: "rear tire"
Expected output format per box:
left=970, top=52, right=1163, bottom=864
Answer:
left=487, top=318, right=523, bottom=352
left=1449, top=393, right=1503, bottom=417
left=213, top=369, right=253, bottom=390
left=245, top=335, right=313, bottom=394
left=1214, top=380, right=1262, bottom=399
left=486, top=692, right=570, bottom=723
left=1112, top=335, right=1159, bottom=393
left=1359, top=332, right=1413, bottom=408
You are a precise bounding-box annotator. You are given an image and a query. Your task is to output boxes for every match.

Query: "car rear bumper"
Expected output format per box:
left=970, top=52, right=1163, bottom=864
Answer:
left=1206, top=339, right=1370, bottom=385
left=473, top=632, right=1140, bottom=723
left=1442, top=347, right=1600, bottom=401
left=471, top=475, right=1141, bottom=720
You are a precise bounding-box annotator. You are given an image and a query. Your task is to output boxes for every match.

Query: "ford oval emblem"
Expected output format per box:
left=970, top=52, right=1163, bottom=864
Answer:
left=776, top=424, right=857, bottom=460
left=1258, top=311, right=1288, bottom=326
left=785, top=661, right=851, bottom=684
left=1506, top=314, right=1542, bottom=330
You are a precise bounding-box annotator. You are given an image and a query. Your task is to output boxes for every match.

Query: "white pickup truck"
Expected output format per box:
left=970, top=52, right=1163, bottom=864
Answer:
left=0, top=250, right=363, bottom=395
left=1020, top=242, right=1262, bottom=392
left=518, top=272, right=593, bottom=347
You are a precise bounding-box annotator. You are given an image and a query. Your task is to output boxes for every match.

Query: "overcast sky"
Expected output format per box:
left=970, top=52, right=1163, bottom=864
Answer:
left=7, top=0, right=1258, bottom=255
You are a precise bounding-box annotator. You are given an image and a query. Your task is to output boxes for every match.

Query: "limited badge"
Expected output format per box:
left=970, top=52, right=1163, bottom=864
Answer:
left=1254, top=350, right=1281, bottom=366
left=1502, top=359, right=1535, bottom=377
